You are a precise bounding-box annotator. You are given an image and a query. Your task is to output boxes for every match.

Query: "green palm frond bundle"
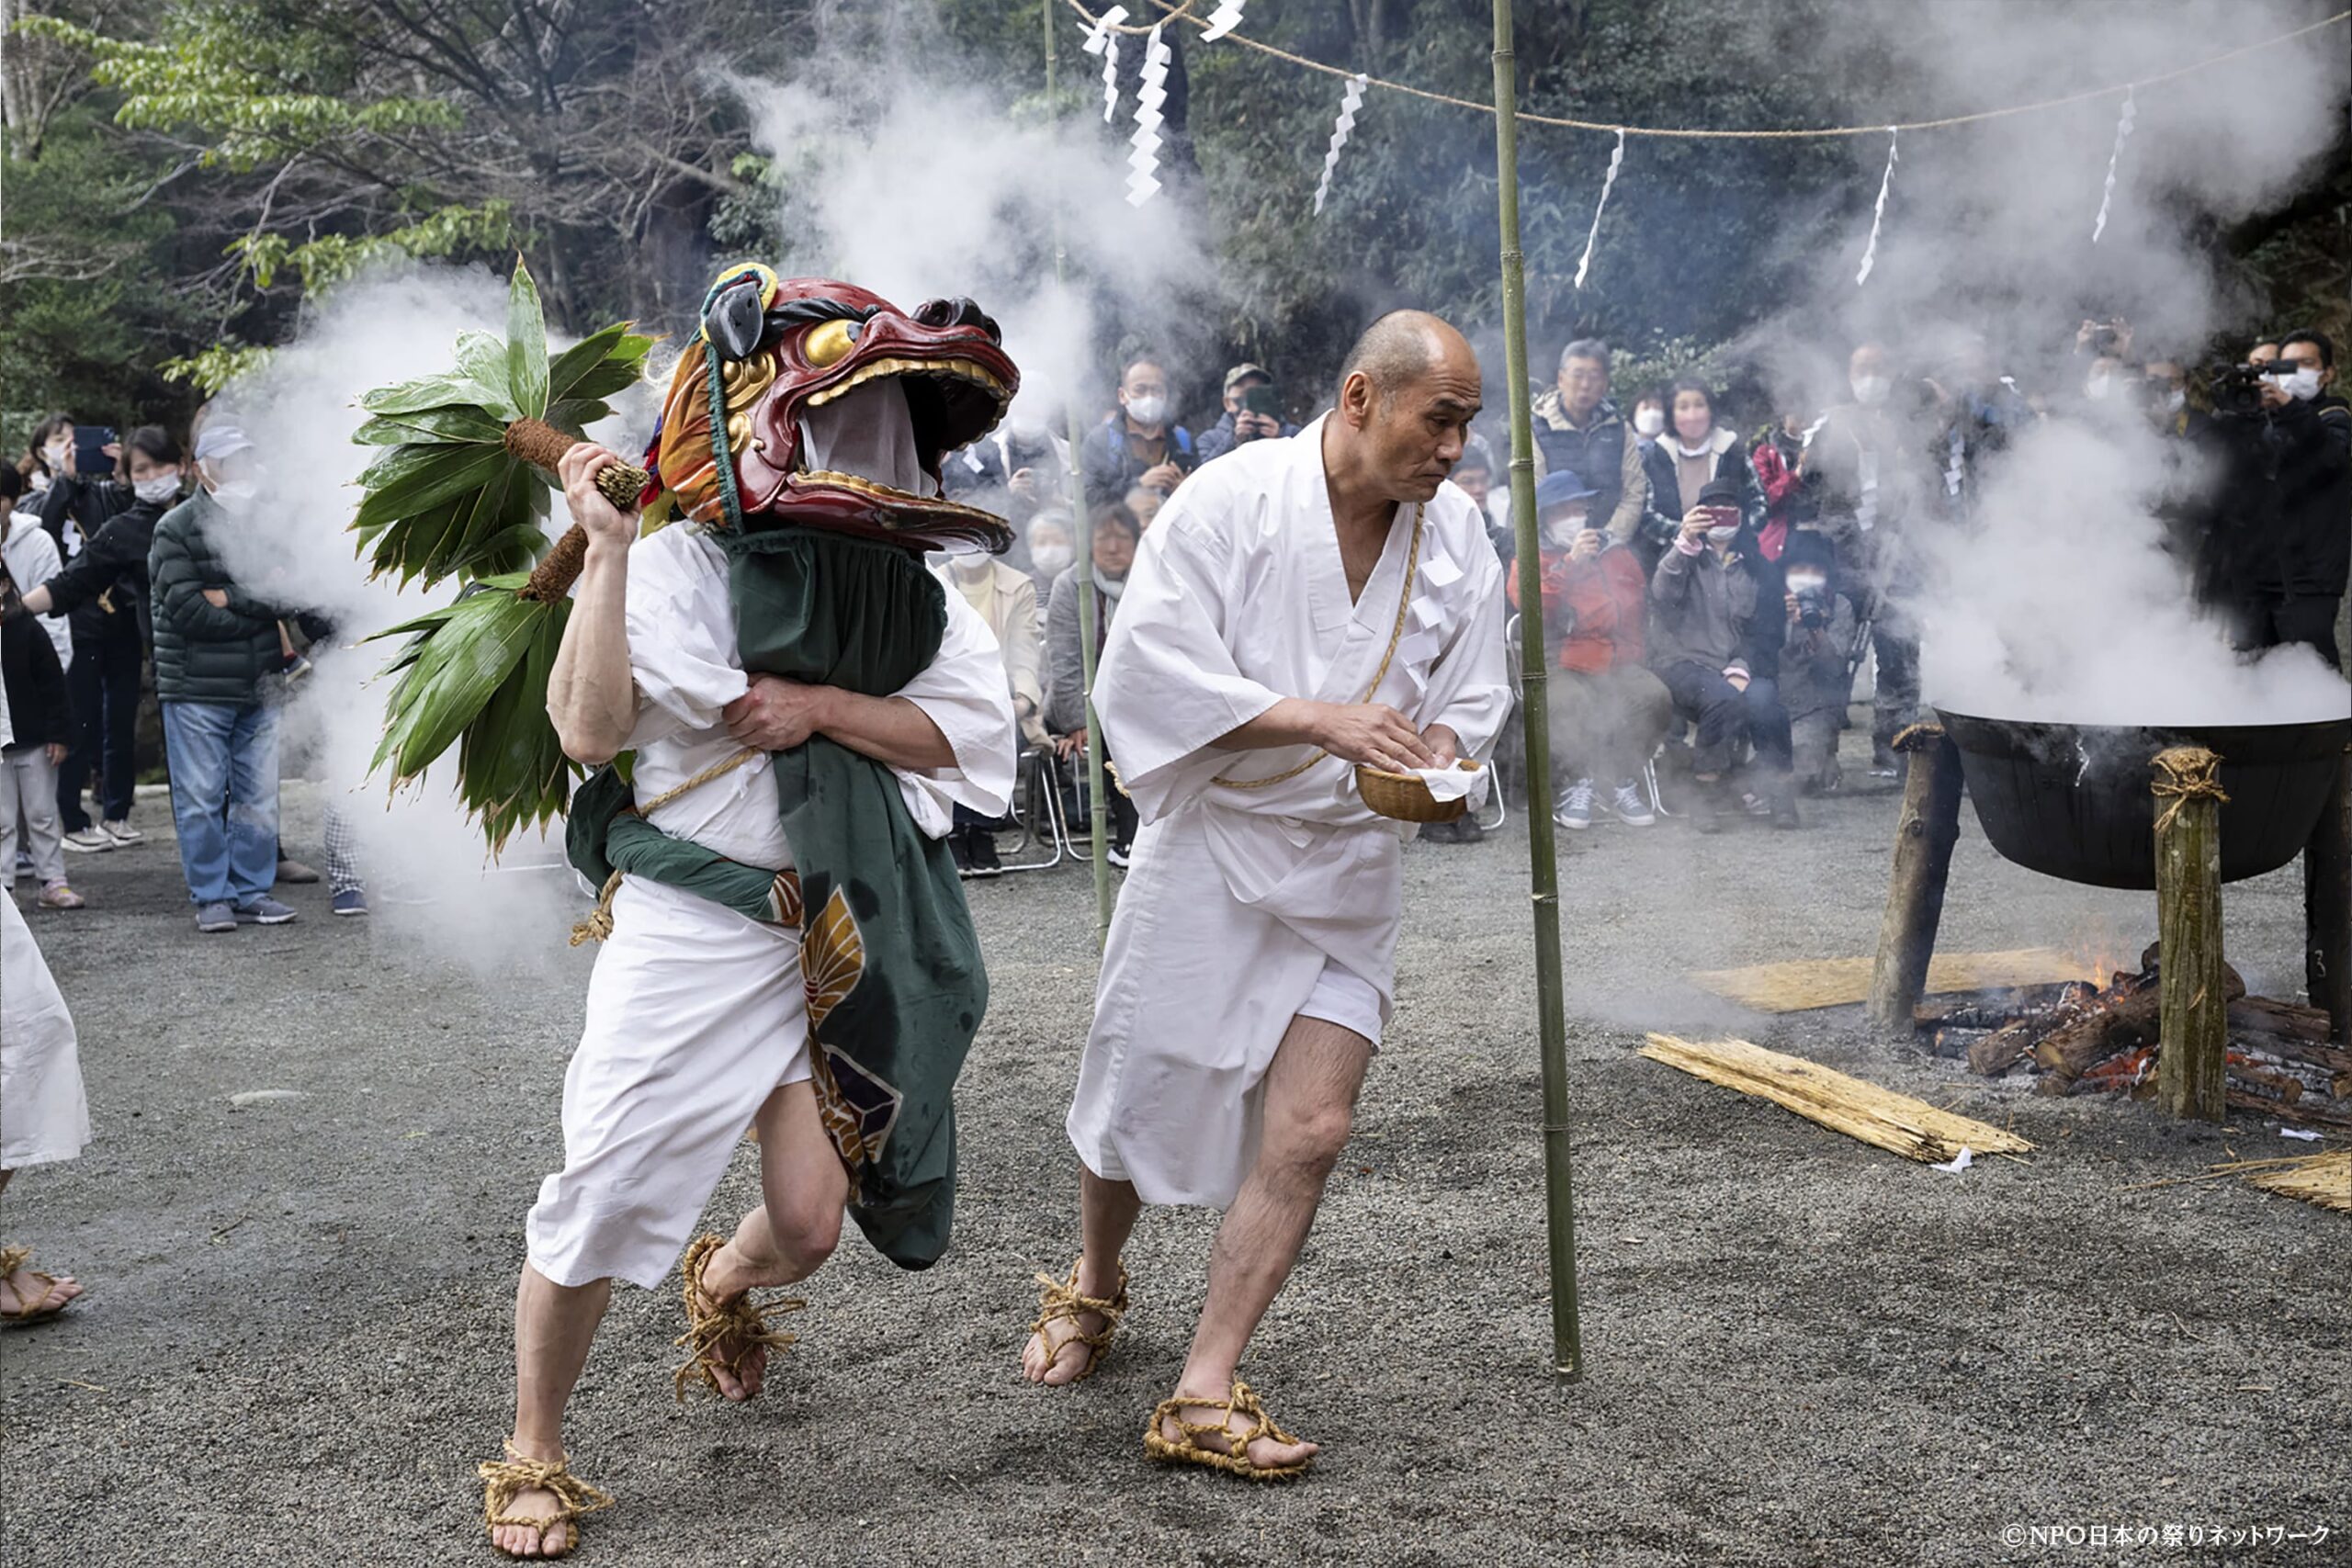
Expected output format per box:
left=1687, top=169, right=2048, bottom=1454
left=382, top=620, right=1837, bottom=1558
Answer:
left=352, top=259, right=654, bottom=851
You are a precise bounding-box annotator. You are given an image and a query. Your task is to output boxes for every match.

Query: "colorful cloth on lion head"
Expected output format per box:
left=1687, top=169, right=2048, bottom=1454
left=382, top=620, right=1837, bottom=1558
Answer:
left=566, top=264, right=1021, bottom=1269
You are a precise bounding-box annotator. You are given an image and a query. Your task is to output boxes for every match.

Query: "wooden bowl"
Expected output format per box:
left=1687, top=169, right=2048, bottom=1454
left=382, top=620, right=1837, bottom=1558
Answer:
left=1355, top=760, right=1482, bottom=823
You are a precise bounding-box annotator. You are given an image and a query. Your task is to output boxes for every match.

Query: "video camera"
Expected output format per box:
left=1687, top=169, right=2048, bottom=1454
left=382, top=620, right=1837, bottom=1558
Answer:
left=2207, top=360, right=2289, bottom=417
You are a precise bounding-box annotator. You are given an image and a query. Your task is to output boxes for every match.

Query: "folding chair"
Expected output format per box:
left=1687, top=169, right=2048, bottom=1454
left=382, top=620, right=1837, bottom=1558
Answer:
left=978, top=743, right=1069, bottom=874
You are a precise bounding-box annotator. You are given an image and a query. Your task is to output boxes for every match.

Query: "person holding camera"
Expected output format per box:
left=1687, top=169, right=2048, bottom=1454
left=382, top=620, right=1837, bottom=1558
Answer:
left=2244, top=331, right=2349, bottom=671
left=1510, top=469, right=1670, bottom=833
left=24, top=416, right=142, bottom=852
left=1194, top=364, right=1297, bottom=464
left=1649, top=477, right=1797, bottom=832
left=1774, top=531, right=1855, bottom=795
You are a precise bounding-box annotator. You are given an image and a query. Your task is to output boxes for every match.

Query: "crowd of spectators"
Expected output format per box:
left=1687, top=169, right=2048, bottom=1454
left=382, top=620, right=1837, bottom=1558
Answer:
left=933, top=317, right=2348, bottom=868
left=2, top=409, right=367, bottom=928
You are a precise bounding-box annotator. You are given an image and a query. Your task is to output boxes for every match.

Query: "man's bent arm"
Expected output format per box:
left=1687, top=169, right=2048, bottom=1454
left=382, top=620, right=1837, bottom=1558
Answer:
left=812, top=688, right=956, bottom=773
left=547, top=538, right=636, bottom=765
left=1213, top=696, right=1330, bottom=752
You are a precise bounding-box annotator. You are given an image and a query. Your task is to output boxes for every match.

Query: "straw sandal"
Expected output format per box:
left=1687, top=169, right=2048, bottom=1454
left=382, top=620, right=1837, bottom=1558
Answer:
left=1143, top=1381, right=1315, bottom=1481
left=673, top=1233, right=804, bottom=1403
left=0, top=1246, right=77, bottom=1325
left=1027, top=1260, right=1128, bottom=1384
left=479, top=1440, right=613, bottom=1559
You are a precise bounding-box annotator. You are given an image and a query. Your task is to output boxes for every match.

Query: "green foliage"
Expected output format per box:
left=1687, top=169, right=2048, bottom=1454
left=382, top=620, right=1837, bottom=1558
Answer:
left=371, top=577, right=576, bottom=852
left=231, top=204, right=515, bottom=294
left=17, top=9, right=460, bottom=172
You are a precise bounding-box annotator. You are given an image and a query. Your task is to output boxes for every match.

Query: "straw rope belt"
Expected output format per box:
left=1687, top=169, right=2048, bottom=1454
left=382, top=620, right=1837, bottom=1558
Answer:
left=569, top=746, right=793, bottom=945
left=1210, top=503, right=1424, bottom=791
left=2151, top=745, right=2229, bottom=836
left=1889, top=721, right=1946, bottom=754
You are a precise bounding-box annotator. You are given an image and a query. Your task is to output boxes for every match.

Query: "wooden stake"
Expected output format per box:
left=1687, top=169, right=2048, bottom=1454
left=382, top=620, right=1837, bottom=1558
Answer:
left=2305, top=744, right=2350, bottom=1046
left=1867, top=724, right=1964, bottom=1030
left=2153, top=746, right=2228, bottom=1122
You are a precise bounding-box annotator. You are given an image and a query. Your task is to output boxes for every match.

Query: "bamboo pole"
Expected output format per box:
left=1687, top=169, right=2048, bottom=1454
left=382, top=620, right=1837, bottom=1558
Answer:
left=1488, top=0, right=1581, bottom=1385
left=2304, top=743, right=2350, bottom=1046
left=1046, top=0, right=1114, bottom=943
left=2153, top=746, right=2228, bottom=1122
left=1866, top=724, right=1965, bottom=1030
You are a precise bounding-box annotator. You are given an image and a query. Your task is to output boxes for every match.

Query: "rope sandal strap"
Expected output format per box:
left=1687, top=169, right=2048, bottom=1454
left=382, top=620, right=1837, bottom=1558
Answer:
left=479, top=1444, right=615, bottom=1541
left=1143, top=1380, right=1313, bottom=1481
left=0, top=1247, right=71, bottom=1320
left=673, top=1234, right=806, bottom=1403
left=1028, top=1262, right=1129, bottom=1382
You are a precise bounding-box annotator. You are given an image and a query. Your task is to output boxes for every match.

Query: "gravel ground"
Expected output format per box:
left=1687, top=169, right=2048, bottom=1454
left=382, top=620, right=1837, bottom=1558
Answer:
left=3, top=726, right=2345, bottom=1568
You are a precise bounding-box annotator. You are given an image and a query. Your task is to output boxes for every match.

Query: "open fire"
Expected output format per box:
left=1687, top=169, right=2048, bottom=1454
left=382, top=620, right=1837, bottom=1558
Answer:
left=1919, top=942, right=2352, bottom=1131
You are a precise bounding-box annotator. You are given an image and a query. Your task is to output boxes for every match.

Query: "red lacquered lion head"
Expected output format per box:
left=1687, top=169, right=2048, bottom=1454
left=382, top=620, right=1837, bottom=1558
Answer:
left=651, top=265, right=1018, bottom=552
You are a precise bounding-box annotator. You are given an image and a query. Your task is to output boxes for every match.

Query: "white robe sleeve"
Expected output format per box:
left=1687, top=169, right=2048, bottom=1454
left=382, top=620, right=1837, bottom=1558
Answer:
left=890, top=586, right=1017, bottom=835
left=619, top=526, right=748, bottom=750
left=1092, top=508, right=1286, bottom=824
left=1422, top=541, right=1512, bottom=761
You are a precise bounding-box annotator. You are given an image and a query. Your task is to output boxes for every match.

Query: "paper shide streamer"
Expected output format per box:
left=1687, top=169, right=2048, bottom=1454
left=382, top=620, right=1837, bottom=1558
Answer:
left=1125, top=22, right=1171, bottom=207
left=1080, top=5, right=1128, bottom=124
left=1200, top=0, right=1245, bottom=43
left=1855, top=127, right=1897, bottom=287
left=2091, top=87, right=2136, bottom=243
left=1573, top=129, right=1625, bottom=289
left=1313, top=73, right=1369, bottom=216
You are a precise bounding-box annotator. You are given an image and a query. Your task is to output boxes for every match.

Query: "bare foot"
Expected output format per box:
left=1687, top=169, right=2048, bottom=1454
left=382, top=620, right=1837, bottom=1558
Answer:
left=1020, top=1259, right=1125, bottom=1386
left=487, top=1439, right=576, bottom=1559
left=1158, top=1383, right=1318, bottom=1472
left=0, top=1260, right=83, bottom=1319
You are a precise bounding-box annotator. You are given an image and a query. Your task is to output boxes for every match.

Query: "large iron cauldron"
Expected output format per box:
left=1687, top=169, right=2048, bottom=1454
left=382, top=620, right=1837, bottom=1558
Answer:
left=1938, top=710, right=2350, bottom=891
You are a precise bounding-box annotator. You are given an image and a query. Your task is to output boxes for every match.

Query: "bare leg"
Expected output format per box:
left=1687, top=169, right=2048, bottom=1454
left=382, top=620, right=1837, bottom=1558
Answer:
left=493, top=1265, right=612, bottom=1557
left=694, top=1080, right=847, bottom=1400
left=1165, top=1013, right=1372, bottom=1468
left=1022, top=1166, right=1144, bottom=1384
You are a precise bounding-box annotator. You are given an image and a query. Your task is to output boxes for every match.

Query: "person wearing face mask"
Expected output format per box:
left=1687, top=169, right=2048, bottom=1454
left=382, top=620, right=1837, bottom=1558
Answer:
left=1801, top=341, right=1939, bottom=774
left=2239, top=329, right=2351, bottom=671
left=1449, top=433, right=1514, bottom=565
left=1080, top=356, right=1195, bottom=509
left=28, top=414, right=130, bottom=565
left=145, top=423, right=300, bottom=931
left=1630, top=393, right=1668, bottom=451
left=1024, top=511, right=1076, bottom=595
left=1649, top=477, right=1797, bottom=831
left=0, top=467, right=72, bottom=678
left=1637, top=378, right=1747, bottom=570
left=943, top=410, right=1076, bottom=549
left=19, top=423, right=153, bottom=852
left=932, top=547, right=1047, bottom=876
left=1045, top=502, right=1143, bottom=865
left=1530, top=340, right=1649, bottom=546
left=1772, top=531, right=1856, bottom=795
left=1505, top=469, right=1670, bottom=833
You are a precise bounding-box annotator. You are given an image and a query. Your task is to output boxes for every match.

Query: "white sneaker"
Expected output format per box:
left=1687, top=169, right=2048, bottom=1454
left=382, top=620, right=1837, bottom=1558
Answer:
left=1553, top=778, right=1595, bottom=830
left=1611, top=780, right=1655, bottom=827
left=61, top=827, right=113, bottom=853
left=100, top=818, right=143, bottom=845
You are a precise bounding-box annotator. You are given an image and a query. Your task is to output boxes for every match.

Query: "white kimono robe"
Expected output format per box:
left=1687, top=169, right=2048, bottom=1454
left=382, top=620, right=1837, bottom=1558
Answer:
left=0, top=679, right=89, bottom=1171
left=1066, top=417, right=1510, bottom=1207
left=526, top=522, right=1015, bottom=1288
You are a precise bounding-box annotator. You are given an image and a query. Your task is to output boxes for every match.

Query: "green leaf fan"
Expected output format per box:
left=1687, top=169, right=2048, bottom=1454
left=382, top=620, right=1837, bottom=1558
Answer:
left=351, top=258, right=655, bottom=851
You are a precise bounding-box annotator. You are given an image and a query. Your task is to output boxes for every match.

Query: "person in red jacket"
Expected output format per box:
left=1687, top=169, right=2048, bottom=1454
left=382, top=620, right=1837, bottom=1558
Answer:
left=1507, top=469, right=1672, bottom=830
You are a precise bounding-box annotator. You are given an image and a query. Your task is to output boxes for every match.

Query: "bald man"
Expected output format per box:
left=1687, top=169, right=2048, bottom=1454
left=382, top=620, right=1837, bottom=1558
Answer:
left=1019, top=311, right=1510, bottom=1478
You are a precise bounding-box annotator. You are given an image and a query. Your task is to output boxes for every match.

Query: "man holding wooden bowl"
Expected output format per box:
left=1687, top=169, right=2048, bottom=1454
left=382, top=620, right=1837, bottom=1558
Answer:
left=1020, top=310, right=1510, bottom=1479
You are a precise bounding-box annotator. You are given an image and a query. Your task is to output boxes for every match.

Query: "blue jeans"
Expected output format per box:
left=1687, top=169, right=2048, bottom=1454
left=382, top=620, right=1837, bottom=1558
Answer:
left=161, top=701, right=280, bottom=907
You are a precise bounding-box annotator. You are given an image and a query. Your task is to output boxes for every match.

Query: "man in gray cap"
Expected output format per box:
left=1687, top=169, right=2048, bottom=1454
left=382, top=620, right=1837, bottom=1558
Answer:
left=147, top=423, right=300, bottom=931
left=1195, top=363, right=1297, bottom=463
